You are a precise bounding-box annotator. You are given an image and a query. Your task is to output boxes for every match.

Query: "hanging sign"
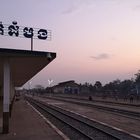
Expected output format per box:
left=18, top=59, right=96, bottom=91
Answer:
left=0, top=21, right=51, bottom=40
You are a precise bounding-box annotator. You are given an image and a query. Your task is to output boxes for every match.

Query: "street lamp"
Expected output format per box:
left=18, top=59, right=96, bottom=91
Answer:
left=48, top=79, right=53, bottom=96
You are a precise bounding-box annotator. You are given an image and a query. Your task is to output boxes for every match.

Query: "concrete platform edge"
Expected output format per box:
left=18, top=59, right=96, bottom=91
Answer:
left=26, top=101, right=70, bottom=140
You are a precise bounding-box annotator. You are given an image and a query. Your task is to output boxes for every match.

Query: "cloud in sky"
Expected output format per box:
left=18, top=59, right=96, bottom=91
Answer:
left=62, top=4, right=78, bottom=14
left=61, top=0, right=124, bottom=15
left=90, top=53, right=111, bottom=60
left=62, top=0, right=95, bottom=14
left=133, top=5, right=140, bottom=11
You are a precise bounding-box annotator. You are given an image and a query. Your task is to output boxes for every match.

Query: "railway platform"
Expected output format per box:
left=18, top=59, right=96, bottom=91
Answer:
left=0, top=97, right=65, bottom=140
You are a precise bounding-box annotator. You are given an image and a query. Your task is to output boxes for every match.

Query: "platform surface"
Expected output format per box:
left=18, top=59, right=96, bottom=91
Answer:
left=0, top=98, right=64, bottom=140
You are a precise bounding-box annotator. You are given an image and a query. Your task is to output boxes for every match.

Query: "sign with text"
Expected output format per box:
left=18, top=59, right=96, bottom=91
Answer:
left=0, top=21, right=51, bottom=40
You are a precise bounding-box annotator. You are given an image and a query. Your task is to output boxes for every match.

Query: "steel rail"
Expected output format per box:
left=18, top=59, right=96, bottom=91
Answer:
left=27, top=98, right=95, bottom=140
left=52, top=95, right=140, bottom=107
left=26, top=97, right=119, bottom=140
left=26, top=97, right=140, bottom=140
left=45, top=96, right=140, bottom=120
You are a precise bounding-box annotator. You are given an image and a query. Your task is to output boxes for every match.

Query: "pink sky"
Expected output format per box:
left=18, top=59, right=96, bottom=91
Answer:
left=0, top=0, right=140, bottom=88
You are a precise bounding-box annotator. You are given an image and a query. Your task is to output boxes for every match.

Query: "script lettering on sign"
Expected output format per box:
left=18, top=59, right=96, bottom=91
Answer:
left=38, top=29, right=48, bottom=40
left=8, top=21, right=19, bottom=37
left=0, top=21, right=51, bottom=40
left=0, top=22, right=4, bottom=35
left=23, top=27, right=34, bottom=38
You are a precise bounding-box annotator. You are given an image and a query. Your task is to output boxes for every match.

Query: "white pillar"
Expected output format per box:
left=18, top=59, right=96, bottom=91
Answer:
left=3, top=59, right=10, bottom=133
left=10, top=82, right=15, bottom=117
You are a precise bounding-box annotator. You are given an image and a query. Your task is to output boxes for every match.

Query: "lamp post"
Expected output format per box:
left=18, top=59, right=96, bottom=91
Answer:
left=48, top=79, right=53, bottom=96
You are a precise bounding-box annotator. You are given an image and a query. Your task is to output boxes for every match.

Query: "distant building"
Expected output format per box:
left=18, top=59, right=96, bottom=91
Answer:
left=52, top=80, right=79, bottom=94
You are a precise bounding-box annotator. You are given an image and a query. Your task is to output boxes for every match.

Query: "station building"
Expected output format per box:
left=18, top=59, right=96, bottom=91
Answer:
left=53, top=80, right=80, bottom=94
left=51, top=80, right=92, bottom=95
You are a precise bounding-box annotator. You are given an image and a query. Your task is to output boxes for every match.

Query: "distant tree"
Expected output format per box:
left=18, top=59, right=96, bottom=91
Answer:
left=134, top=70, right=140, bottom=95
left=35, top=84, right=44, bottom=89
left=34, top=85, right=45, bottom=94
left=89, top=84, right=94, bottom=93
left=94, top=81, right=102, bottom=89
left=94, top=81, right=102, bottom=94
left=104, top=81, right=116, bottom=91
left=135, top=70, right=140, bottom=84
left=119, top=79, right=134, bottom=96
left=103, top=79, right=121, bottom=96
left=83, top=82, right=90, bottom=87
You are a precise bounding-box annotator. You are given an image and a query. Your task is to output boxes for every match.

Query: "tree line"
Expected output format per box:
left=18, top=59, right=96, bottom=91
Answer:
left=27, top=70, right=140, bottom=101
left=80, top=70, right=140, bottom=99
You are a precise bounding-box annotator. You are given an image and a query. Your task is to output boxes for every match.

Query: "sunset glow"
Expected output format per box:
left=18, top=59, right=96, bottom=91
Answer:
left=0, top=0, right=140, bottom=87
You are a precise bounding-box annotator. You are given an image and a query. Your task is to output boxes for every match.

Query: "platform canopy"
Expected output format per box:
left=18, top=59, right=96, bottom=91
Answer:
left=0, top=48, right=56, bottom=87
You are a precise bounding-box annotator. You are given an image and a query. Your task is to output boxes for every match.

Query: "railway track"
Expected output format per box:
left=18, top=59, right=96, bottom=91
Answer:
left=53, top=95, right=140, bottom=107
left=45, top=96, right=140, bottom=121
left=26, top=97, right=140, bottom=140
